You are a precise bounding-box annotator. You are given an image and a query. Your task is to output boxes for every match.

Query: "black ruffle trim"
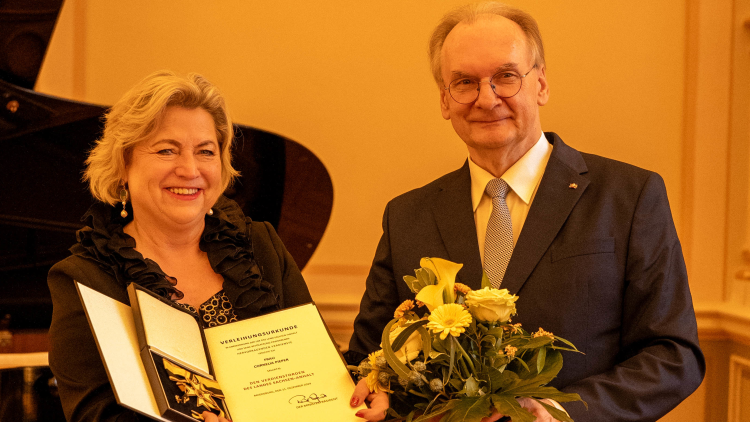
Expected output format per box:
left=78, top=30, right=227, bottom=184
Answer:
left=70, top=196, right=279, bottom=317
left=201, top=197, right=280, bottom=317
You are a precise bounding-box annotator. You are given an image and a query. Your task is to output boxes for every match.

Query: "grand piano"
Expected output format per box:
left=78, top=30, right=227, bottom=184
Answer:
left=0, top=1, right=334, bottom=419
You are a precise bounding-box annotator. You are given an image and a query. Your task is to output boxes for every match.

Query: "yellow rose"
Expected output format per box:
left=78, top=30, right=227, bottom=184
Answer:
left=384, top=324, right=423, bottom=363
left=464, top=287, right=518, bottom=322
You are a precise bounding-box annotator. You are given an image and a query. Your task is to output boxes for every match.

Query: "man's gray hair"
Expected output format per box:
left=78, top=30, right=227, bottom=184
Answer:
left=428, top=2, right=545, bottom=86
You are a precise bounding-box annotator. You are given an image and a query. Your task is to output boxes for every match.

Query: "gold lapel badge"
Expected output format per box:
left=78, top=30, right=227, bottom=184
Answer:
left=568, top=183, right=578, bottom=189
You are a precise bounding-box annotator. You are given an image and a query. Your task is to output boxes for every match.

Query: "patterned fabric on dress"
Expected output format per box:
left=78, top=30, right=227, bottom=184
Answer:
left=177, top=290, right=238, bottom=328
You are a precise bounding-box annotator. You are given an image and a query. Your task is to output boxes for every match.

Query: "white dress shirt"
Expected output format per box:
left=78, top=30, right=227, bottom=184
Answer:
left=469, top=132, right=553, bottom=265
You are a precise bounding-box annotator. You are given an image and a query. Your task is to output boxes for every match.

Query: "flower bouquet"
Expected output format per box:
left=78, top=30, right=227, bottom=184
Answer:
left=351, top=258, right=584, bottom=422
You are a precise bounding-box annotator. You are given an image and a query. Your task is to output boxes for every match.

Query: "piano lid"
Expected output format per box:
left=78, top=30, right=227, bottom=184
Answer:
left=0, top=0, right=333, bottom=329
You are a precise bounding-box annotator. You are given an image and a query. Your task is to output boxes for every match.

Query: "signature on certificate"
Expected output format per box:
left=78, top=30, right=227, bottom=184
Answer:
left=288, top=392, right=328, bottom=404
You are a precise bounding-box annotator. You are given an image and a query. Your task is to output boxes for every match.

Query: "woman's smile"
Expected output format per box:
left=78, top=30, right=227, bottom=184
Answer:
left=124, top=106, right=222, bottom=229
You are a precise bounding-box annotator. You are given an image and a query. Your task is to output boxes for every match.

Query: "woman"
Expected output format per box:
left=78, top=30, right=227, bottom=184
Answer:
left=47, top=70, right=312, bottom=422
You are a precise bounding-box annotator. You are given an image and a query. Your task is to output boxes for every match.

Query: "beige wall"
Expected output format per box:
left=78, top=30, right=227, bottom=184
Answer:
left=37, top=0, right=688, bottom=273
left=35, top=0, right=750, bottom=420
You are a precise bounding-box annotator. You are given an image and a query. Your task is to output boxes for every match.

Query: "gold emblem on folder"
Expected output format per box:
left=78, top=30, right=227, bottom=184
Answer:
left=163, top=358, right=227, bottom=420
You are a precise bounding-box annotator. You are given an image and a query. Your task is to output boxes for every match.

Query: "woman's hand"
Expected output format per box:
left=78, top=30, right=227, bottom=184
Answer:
left=201, top=410, right=232, bottom=422
left=350, top=378, right=389, bottom=421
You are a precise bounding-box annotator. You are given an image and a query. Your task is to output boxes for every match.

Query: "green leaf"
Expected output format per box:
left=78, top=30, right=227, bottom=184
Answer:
left=428, top=351, right=449, bottom=362
left=404, top=267, right=438, bottom=294
left=448, top=378, right=463, bottom=390
left=382, top=319, right=412, bottom=379
left=520, top=336, right=554, bottom=350
left=489, top=394, right=535, bottom=422
left=444, top=396, right=492, bottom=422
left=481, top=270, right=491, bottom=289
left=486, top=365, right=504, bottom=393
left=413, top=400, right=459, bottom=422
left=418, top=267, right=437, bottom=286
left=418, top=326, right=432, bottom=362
left=550, top=346, right=582, bottom=353
left=480, top=335, right=497, bottom=346
left=484, top=349, right=500, bottom=359
left=456, top=354, right=471, bottom=379
left=465, top=376, right=479, bottom=397
left=452, top=336, right=477, bottom=377
left=535, top=349, right=563, bottom=384
left=536, top=346, right=546, bottom=375
left=403, top=275, right=420, bottom=294
left=497, top=369, right=521, bottom=390
left=432, top=336, right=449, bottom=354
left=536, top=399, right=574, bottom=422
left=408, top=389, right=434, bottom=400
left=501, top=384, right=581, bottom=402
left=508, top=350, right=562, bottom=392
left=446, top=336, right=456, bottom=383
left=531, top=390, right=585, bottom=404
left=385, top=408, right=406, bottom=420
left=405, top=410, right=416, bottom=422
left=552, top=335, right=581, bottom=352
left=486, top=327, right=504, bottom=339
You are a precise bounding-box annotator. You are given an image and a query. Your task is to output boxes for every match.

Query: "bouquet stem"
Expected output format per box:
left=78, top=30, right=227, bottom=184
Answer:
left=452, top=336, right=476, bottom=377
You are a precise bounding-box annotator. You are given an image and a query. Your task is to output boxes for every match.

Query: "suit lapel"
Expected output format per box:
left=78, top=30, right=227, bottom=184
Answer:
left=430, top=162, right=484, bottom=289
left=502, top=133, right=590, bottom=294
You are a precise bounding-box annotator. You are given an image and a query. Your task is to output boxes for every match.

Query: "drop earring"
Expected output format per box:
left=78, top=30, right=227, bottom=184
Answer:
left=119, top=188, right=129, bottom=218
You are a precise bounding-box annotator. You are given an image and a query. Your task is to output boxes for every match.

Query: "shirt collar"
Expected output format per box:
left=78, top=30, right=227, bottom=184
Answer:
left=469, top=132, right=552, bottom=212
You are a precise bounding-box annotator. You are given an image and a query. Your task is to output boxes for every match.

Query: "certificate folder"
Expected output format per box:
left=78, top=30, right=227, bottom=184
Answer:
left=127, top=283, right=229, bottom=421
left=77, top=281, right=364, bottom=422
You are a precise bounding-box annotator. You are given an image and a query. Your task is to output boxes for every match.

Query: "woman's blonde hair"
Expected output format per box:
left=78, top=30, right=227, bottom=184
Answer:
left=428, top=2, right=545, bottom=87
left=84, top=70, right=239, bottom=205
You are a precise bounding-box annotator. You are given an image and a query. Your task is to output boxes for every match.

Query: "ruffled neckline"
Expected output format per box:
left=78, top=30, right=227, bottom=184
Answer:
left=70, top=196, right=280, bottom=319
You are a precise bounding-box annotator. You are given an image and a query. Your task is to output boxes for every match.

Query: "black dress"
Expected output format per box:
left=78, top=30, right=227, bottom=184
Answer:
left=48, top=196, right=312, bottom=421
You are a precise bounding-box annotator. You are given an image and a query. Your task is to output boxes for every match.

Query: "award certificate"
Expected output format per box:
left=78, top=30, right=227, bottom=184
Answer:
left=78, top=281, right=364, bottom=421
left=203, top=303, right=361, bottom=421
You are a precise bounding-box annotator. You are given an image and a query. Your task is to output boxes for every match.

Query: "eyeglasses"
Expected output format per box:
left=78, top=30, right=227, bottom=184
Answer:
left=444, top=65, right=537, bottom=104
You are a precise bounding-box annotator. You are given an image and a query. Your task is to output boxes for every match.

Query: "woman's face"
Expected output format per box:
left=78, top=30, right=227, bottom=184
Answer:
left=124, top=106, right=222, bottom=231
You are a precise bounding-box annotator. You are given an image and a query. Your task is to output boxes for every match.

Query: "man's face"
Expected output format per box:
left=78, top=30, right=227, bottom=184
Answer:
left=439, top=15, right=549, bottom=158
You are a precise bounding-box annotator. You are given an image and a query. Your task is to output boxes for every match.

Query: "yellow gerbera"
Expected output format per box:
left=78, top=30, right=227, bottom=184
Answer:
left=426, top=303, right=472, bottom=340
left=365, top=350, right=383, bottom=393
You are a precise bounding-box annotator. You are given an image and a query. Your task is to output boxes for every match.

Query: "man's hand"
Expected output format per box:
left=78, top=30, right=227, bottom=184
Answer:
left=479, top=398, right=562, bottom=422
left=350, top=378, right=389, bottom=421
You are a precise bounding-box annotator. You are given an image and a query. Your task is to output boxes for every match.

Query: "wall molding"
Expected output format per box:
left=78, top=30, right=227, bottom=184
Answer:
left=728, top=354, right=750, bottom=422
left=302, top=264, right=369, bottom=351
left=695, top=302, right=750, bottom=346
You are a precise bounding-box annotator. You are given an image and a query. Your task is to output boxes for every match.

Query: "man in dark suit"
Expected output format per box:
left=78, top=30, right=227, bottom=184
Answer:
left=347, top=2, right=704, bottom=422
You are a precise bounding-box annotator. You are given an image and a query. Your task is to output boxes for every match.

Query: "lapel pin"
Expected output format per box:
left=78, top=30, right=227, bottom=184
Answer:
left=568, top=183, right=578, bottom=189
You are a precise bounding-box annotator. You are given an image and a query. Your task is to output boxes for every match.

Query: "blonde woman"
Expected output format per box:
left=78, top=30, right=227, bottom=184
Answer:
left=48, top=71, right=311, bottom=422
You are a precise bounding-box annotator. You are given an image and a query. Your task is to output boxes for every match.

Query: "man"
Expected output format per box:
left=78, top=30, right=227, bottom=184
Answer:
left=347, top=2, right=704, bottom=422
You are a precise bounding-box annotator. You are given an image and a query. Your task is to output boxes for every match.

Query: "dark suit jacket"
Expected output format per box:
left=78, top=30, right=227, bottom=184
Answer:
left=348, top=133, right=705, bottom=422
